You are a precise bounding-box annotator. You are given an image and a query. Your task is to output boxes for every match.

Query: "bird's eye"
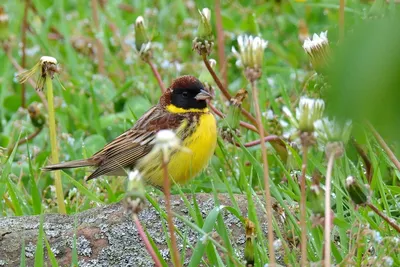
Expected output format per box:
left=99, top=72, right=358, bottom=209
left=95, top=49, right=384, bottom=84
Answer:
left=182, top=91, right=189, bottom=98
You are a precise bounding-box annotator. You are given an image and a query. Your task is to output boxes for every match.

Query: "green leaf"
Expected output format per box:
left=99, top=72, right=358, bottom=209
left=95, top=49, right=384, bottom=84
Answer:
left=34, top=215, right=44, bottom=267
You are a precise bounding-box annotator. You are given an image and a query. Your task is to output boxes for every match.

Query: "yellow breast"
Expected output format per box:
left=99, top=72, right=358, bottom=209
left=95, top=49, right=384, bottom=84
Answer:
left=168, top=112, right=217, bottom=184
left=138, top=112, right=217, bottom=186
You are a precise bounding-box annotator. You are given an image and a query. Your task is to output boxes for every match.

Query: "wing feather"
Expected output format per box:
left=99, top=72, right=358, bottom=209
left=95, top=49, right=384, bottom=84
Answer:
left=86, top=105, right=184, bottom=180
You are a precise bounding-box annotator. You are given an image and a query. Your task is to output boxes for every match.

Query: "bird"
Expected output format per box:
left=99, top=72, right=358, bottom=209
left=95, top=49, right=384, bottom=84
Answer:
left=43, top=76, right=217, bottom=187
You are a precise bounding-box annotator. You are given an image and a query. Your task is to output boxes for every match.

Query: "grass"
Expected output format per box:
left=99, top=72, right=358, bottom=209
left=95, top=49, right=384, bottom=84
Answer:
left=1, top=0, right=400, bottom=266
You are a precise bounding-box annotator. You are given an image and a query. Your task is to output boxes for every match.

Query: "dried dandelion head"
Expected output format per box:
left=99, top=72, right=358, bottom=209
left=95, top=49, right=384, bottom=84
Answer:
left=17, top=56, right=60, bottom=91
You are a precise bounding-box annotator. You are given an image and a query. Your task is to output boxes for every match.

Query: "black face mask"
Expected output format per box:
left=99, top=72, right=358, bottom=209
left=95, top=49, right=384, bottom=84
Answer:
left=171, top=88, right=207, bottom=109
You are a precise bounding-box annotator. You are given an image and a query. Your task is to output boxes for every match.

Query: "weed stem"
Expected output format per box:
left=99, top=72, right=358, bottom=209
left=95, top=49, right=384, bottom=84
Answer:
left=162, top=161, right=181, bottom=267
left=132, top=213, right=163, bottom=266
left=251, top=80, right=276, bottom=266
left=300, top=145, right=309, bottom=267
left=324, top=153, right=335, bottom=267
left=45, top=77, right=66, bottom=214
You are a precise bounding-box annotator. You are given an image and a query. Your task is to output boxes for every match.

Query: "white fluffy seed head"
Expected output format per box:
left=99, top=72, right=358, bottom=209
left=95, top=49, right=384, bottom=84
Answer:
left=40, top=56, right=57, bottom=65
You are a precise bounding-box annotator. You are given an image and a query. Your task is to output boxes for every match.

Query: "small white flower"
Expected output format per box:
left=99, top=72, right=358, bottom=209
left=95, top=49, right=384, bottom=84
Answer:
left=232, top=35, right=268, bottom=70
left=273, top=239, right=282, bottom=250
left=346, top=176, right=355, bottom=187
left=208, top=59, right=217, bottom=68
left=302, top=31, right=328, bottom=53
left=303, top=31, right=330, bottom=72
left=383, top=256, right=394, bottom=267
left=295, top=97, right=325, bottom=132
left=128, top=169, right=143, bottom=182
left=200, top=8, right=211, bottom=22
left=371, top=230, right=382, bottom=244
left=150, top=130, right=189, bottom=161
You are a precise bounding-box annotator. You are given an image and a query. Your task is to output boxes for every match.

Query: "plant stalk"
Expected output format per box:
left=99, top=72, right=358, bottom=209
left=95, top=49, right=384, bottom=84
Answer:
left=299, top=145, right=309, bottom=267
left=146, top=59, right=166, bottom=93
left=367, top=122, right=400, bottom=172
left=324, top=152, right=336, bottom=267
left=45, top=77, right=66, bottom=214
left=132, top=213, right=162, bottom=266
left=367, top=203, right=400, bottom=233
left=251, top=81, right=276, bottom=265
left=162, top=160, right=181, bottom=267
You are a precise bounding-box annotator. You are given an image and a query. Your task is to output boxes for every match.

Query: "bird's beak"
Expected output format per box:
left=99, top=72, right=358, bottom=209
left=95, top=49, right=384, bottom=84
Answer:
left=195, top=89, right=213, bottom=101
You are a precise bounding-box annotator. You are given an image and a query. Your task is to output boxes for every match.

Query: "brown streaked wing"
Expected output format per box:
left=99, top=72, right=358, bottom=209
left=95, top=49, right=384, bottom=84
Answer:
left=86, top=105, right=184, bottom=180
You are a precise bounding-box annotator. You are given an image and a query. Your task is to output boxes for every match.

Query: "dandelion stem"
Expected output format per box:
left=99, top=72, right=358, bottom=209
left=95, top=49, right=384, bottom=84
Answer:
left=367, top=203, right=400, bottom=234
left=351, top=138, right=373, bottom=184
left=251, top=81, right=276, bottom=266
left=299, top=145, right=309, bottom=267
left=45, top=77, right=66, bottom=214
left=21, top=0, right=30, bottom=108
left=162, top=160, right=181, bottom=267
left=324, top=152, right=336, bottom=267
left=214, top=0, right=227, bottom=89
left=132, top=213, right=163, bottom=266
left=367, top=122, right=400, bottom=172
left=146, top=59, right=166, bottom=93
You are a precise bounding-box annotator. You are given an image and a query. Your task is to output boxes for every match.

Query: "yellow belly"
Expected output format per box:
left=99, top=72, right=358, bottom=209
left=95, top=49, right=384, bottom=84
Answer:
left=138, top=113, right=217, bottom=186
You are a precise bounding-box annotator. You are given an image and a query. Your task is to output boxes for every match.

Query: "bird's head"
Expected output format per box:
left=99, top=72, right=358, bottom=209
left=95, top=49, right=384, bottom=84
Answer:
left=160, top=76, right=212, bottom=113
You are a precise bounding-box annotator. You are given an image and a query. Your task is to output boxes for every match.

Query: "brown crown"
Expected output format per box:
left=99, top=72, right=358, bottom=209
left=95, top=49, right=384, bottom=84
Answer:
left=159, top=75, right=204, bottom=107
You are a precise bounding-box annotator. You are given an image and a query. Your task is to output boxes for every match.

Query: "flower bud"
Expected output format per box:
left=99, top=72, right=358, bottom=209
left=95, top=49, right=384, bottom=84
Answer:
left=298, top=97, right=325, bottom=133
left=134, top=16, right=152, bottom=60
left=346, top=176, right=370, bottom=205
left=244, top=219, right=255, bottom=266
left=134, top=16, right=149, bottom=50
left=197, top=8, right=212, bottom=40
left=192, top=8, right=214, bottom=56
left=303, top=31, right=331, bottom=74
left=123, top=169, right=146, bottom=213
left=308, top=184, right=325, bottom=215
left=28, top=103, right=45, bottom=128
left=221, top=89, right=248, bottom=143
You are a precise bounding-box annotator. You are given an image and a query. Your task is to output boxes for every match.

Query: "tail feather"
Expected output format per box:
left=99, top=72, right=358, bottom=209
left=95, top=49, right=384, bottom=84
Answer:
left=42, top=159, right=95, bottom=171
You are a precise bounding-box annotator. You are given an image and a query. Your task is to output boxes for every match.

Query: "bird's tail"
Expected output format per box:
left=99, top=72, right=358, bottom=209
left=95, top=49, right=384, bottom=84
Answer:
left=42, top=159, right=95, bottom=171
